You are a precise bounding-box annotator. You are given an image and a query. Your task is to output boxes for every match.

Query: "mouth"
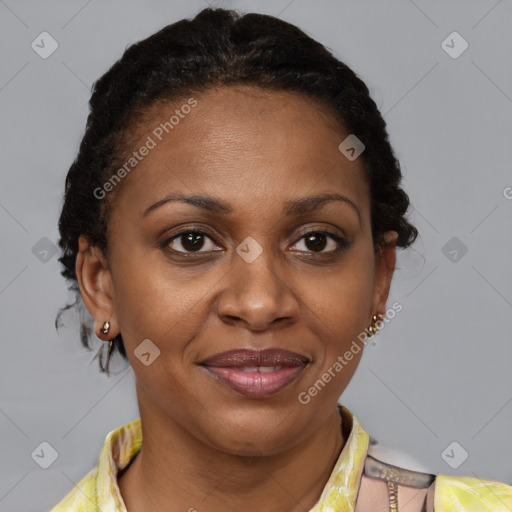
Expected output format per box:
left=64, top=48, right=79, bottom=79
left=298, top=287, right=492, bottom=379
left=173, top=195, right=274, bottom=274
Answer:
left=200, top=348, right=310, bottom=398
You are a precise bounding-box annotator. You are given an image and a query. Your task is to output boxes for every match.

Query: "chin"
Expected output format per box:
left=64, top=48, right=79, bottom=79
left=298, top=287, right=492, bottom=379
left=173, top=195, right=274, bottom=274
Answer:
left=199, top=399, right=318, bottom=454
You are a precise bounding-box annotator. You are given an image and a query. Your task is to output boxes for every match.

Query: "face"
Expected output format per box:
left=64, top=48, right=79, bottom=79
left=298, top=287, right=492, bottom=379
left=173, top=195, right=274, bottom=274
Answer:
left=77, top=85, right=397, bottom=455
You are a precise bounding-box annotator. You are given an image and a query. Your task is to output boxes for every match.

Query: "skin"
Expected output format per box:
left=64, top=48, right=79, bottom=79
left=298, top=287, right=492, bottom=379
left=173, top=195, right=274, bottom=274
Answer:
left=76, top=85, right=401, bottom=512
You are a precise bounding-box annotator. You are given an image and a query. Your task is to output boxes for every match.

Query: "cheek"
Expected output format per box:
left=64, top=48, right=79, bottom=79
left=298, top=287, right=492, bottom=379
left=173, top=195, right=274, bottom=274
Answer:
left=310, top=247, right=376, bottom=369
left=321, top=249, right=375, bottom=325
left=109, top=246, right=210, bottom=352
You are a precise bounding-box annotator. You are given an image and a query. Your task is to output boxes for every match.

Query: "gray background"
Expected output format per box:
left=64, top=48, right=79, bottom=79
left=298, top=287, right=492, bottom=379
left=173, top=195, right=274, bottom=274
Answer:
left=1, top=0, right=511, bottom=510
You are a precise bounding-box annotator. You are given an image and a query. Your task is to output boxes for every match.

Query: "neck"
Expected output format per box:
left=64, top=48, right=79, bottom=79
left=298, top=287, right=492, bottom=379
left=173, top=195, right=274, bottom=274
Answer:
left=118, top=391, right=346, bottom=512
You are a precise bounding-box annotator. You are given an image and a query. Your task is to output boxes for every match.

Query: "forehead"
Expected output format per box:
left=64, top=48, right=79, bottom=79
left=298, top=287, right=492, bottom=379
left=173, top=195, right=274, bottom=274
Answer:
left=110, top=85, right=370, bottom=220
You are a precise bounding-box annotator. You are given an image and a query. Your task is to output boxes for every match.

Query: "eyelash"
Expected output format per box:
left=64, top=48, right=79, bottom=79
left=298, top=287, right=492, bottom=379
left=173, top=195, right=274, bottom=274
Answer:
left=160, top=227, right=350, bottom=258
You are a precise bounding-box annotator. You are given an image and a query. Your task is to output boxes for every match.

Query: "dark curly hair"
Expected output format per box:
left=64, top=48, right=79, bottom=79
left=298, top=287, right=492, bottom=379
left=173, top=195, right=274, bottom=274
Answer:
left=55, top=7, right=418, bottom=374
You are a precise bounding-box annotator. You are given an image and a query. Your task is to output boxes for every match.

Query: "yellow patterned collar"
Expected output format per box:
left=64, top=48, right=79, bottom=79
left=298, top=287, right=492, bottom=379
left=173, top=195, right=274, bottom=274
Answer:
left=310, top=404, right=369, bottom=511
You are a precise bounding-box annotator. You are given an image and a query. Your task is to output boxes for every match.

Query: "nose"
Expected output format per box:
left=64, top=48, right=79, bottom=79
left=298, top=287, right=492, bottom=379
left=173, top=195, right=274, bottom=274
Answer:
left=216, top=242, right=299, bottom=332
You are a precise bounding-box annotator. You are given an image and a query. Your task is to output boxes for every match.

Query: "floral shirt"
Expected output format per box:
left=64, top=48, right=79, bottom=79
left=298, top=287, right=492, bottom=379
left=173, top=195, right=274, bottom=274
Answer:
left=50, top=405, right=512, bottom=511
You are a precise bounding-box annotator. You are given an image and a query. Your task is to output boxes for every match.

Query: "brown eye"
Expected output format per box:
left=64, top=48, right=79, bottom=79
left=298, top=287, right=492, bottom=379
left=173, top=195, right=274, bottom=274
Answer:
left=290, top=231, right=349, bottom=254
left=165, top=230, right=221, bottom=254
left=304, top=233, right=328, bottom=251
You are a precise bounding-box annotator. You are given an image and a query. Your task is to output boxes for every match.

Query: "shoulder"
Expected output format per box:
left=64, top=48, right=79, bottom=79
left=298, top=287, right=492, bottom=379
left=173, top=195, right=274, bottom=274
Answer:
left=360, top=454, right=512, bottom=511
left=49, top=417, right=141, bottom=511
left=49, top=466, right=99, bottom=512
left=434, top=474, right=512, bottom=511
left=50, top=418, right=142, bottom=512
left=358, top=454, right=434, bottom=512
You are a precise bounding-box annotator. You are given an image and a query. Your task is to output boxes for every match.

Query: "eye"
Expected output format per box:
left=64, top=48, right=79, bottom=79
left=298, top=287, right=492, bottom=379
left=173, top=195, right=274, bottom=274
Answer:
left=289, top=230, right=349, bottom=253
left=163, top=230, right=222, bottom=255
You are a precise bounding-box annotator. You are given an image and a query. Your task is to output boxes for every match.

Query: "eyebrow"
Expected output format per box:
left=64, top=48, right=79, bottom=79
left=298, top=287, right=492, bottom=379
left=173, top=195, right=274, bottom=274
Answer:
left=143, top=192, right=361, bottom=224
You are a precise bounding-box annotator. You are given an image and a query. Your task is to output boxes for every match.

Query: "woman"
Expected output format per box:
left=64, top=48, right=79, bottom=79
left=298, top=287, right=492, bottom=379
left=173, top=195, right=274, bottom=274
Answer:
left=50, top=7, right=512, bottom=512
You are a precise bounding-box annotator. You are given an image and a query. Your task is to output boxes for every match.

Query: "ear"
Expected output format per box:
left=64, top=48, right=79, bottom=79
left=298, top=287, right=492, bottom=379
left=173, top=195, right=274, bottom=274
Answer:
left=370, top=231, right=398, bottom=319
left=76, top=235, right=119, bottom=340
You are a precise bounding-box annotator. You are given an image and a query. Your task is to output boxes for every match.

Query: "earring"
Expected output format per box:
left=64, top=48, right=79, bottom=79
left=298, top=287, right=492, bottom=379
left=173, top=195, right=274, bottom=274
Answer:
left=368, top=313, right=384, bottom=337
left=101, top=320, right=110, bottom=335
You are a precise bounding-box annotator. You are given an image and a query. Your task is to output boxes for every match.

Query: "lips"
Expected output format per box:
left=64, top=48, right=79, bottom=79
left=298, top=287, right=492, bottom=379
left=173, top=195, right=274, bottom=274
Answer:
left=200, top=349, right=309, bottom=398
left=201, top=348, right=309, bottom=368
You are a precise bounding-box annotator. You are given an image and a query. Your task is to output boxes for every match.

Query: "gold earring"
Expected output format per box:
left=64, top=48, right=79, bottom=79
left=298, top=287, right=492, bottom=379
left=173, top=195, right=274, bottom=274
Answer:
left=368, top=313, right=384, bottom=337
left=101, top=320, right=110, bottom=335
